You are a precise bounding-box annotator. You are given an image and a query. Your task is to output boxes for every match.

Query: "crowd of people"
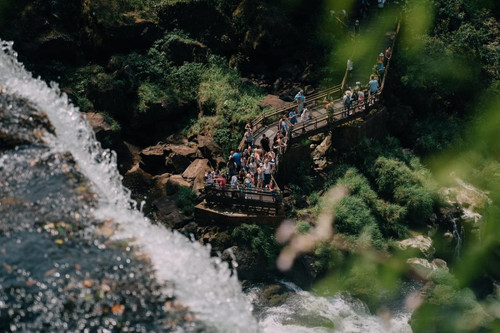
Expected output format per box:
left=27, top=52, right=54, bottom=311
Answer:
left=340, top=45, right=392, bottom=116
left=204, top=87, right=316, bottom=202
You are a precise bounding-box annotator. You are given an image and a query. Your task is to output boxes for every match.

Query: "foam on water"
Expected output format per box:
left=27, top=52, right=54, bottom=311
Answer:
left=250, top=284, right=412, bottom=333
left=0, top=40, right=258, bottom=332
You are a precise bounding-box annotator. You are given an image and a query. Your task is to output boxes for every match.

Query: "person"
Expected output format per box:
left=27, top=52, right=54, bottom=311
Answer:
left=263, top=159, right=272, bottom=186
left=205, top=171, right=214, bottom=187
left=245, top=122, right=252, bottom=132
left=216, top=174, right=226, bottom=189
left=377, top=62, right=385, bottom=77
left=385, top=47, right=392, bottom=63
left=256, top=166, right=264, bottom=189
left=368, top=75, right=379, bottom=104
left=227, top=156, right=237, bottom=177
left=230, top=173, right=239, bottom=198
left=260, top=133, right=270, bottom=152
left=377, top=52, right=384, bottom=64
left=294, top=89, right=305, bottom=113
left=358, top=89, right=365, bottom=106
left=347, top=58, right=354, bottom=78
left=244, top=173, right=254, bottom=199
left=232, top=150, right=242, bottom=171
left=278, top=114, right=290, bottom=136
left=244, top=128, right=253, bottom=148
left=269, top=179, right=277, bottom=202
left=343, top=89, right=352, bottom=117
left=289, top=109, right=297, bottom=125
left=354, top=19, right=360, bottom=35
left=378, top=0, right=385, bottom=9
left=301, top=108, right=310, bottom=122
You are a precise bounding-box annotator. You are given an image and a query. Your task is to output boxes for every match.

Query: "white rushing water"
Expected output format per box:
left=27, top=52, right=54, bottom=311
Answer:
left=0, top=41, right=258, bottom=332
left=0, top=40, right=415, bottom=333
left=250, top=283, right=412, bottom=333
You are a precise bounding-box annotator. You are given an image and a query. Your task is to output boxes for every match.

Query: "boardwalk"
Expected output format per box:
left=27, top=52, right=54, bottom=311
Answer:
left=198, top=6, right=400, bottom=220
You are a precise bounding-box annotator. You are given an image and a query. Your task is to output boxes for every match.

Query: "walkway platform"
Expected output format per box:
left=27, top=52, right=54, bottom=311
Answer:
left=195, top=201, right=284, bottom=226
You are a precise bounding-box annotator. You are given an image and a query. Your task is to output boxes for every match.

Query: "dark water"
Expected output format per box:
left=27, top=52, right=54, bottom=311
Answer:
left=0, top=94, right=203, bottom=332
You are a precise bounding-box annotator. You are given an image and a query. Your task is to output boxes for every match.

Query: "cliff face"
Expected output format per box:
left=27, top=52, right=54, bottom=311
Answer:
left=331, top=106, right=389, bottom=151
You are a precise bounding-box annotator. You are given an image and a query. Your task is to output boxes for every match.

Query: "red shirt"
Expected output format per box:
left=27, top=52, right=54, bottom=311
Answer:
left=217, top=177, right=226, bottom=188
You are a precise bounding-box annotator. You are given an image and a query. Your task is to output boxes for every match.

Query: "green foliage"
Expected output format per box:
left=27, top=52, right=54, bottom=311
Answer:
left=394, top=185, right=434, bottom=223
left=231, top=224, right=280, bottom=268
left=374, top=157, right=436, bottom=224
left=308, top=192, right=321, bottom=207
left=313, top=241, right=344, bottom=275
left=335, top=196, right=378, bottom=236
left=176, top=186, right=197, bottom=215
left=411, top=270, right=490, bottom=333
left=296, top=221, right=312, bottom=234
left=212, top=119, right=242, bottom=157
left=137, top=82, right=170, bottom=113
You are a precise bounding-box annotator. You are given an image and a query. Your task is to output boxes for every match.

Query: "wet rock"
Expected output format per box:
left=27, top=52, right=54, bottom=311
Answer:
left=222, top=246, right=268, bottom=281
left=261, top=284, right=290, bottom=307
left=152, top=197, right=193, bottom=229
left=0, top=94, right=54, bottom=149
left=304, top=85, right=315, bottom=95
left=397, top=235, right=435, bottom=258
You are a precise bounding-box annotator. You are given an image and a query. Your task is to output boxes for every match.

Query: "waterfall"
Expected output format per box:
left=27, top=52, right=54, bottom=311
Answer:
left=0, top=40, right=258, bottom=332
left=451, top=217, right=464, bottom=259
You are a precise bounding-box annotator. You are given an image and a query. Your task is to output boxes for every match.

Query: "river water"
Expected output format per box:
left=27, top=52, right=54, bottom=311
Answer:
left=0, top=41, right=412, bottom=332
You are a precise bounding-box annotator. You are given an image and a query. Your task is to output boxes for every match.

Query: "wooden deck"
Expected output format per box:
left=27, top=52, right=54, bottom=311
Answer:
left=201, top=9, right=401, bottom=222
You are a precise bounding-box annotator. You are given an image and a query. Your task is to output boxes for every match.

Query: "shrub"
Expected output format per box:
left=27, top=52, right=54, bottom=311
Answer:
left=176, top=186, right=197, bottom=215
left=314, top=241, right=344, bottom=275
left=335, top=196, right=378, bottom=236
left=296, top=221, right=312, bottom=234
left=394, top=185, right=434, bottom=224
left=231, top=224, right=280, bottom=268
left=373, top=157, right=417, bottom=197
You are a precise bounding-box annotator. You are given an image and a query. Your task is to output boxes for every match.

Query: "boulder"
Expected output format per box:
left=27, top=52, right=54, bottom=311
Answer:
left=140, top=143, right=170, bottom=175
left=221, top=246, right=267, bottom=281
left=407, top=258, right=449, bottom=280
left=397, top=235, right=435, bottom=258
left=182, top=159, right=211, bottom=194
left=309, top=133, right=325, bottom=144
left=166, top=144, right=202, bottom=174
left=312, top=135, right=332, bottom=160
left=152, top=173, right=172, bottom=197
left=151, top=197, right=193, bottom=229
left=197, top=135, right=223, bottom=167
left=122, top=164, right=153, bottom=197
left=140, top=143, right=202, bottom=175
left=258, top=94, right=290, bottom=109
left=166, top=175, right=192, bottom=195
left=85, top=112, right=113, bottom=133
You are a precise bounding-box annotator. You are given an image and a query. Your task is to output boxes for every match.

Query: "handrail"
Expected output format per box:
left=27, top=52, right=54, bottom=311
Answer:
left=217, top=18, right=400, bottom=210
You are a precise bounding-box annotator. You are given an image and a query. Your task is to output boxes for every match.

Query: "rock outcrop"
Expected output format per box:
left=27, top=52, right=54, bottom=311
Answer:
left=397, top=235, right=435, bottom=258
